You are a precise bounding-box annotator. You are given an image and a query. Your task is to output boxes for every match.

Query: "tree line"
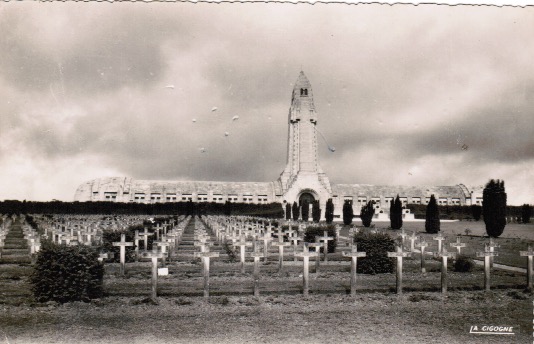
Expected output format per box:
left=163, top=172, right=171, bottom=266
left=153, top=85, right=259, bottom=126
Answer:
left=0, top=200, right=284, bottom=218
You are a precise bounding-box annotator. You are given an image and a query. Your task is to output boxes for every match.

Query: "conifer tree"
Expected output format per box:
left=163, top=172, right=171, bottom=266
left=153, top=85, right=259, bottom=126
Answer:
left=325, top=198, right=334, bottom=224
left=483, top=179, right=507, bottom=238
left=312, top=200, right=321, bottom=223
left=223, top=200, right=232, bottom=216
left=285, top=203, right=291, bottom=220
left=292, top=201, right=299, bottom=221
left=342, top=200, right=354, bottom=225
left=470, top=204, right=482, bottom=221
left=360, top=201, right=375, bottom=227
left=425, top=194, right=440, bottom=233
left=522, top=204, right=532, bottom=224
left=389, top=195, right=403, bottom=230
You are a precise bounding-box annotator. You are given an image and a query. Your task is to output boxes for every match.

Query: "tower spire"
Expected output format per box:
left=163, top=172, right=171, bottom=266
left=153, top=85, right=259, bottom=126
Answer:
left=279, top=72, right=331, bottom=194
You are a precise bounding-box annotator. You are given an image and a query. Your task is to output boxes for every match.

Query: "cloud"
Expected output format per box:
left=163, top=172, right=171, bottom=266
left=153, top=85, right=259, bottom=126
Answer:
left=0, top=4, right=533, bottom=204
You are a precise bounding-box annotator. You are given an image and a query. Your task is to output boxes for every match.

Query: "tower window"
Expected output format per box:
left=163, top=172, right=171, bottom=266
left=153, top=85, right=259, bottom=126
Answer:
left=300, top=88, right=308, bottom=96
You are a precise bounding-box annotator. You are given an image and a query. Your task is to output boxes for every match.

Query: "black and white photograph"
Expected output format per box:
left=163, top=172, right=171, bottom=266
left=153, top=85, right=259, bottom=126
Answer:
left=0, top=1, right=533, bottom=343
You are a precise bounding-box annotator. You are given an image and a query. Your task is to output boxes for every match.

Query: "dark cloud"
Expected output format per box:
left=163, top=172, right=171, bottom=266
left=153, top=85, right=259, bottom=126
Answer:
left=0, top=4, right=533, bottom=204
left=0, top=4, right=203, bottom=94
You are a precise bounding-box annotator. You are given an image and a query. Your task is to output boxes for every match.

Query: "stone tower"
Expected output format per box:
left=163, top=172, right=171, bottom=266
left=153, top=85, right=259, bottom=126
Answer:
left=279, top=71, right=332, bottom=206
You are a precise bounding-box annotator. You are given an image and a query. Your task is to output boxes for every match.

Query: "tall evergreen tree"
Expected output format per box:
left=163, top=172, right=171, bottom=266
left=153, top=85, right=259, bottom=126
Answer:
left=325, top=198, right=334, bottom=224
left=483, top=179, right=507, bottom=238
left=360, top=201, right=375, bottom=227
left=522, top=204, right=532, bottom=224
left=389, top=195, right=403, bottom=230
left=342, top=200, right=354, bottom=225
left=292, top=201, right=299, bottom=221
left=312, top=200, right=321, bottom=223
left=223, top=200, right=232, bottom=216
left=470, top=204, right=482, bottom=221
left=425, top=194, right=440, bottom=233
left=285, top=203, right=291, bottom=220
left=301, top=200, right=310, bottom=222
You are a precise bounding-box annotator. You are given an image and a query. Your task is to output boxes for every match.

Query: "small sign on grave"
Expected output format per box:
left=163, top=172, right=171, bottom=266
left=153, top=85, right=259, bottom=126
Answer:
left=158, top=268, right=169, bottom=276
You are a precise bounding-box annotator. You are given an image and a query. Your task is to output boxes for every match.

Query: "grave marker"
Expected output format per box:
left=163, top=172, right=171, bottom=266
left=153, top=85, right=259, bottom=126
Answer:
left=316, top=231, right=334, bottom=262
left=415, top=237, right=429, bottom=273
left=476, top=243, right=498, bottom=291
left=139, top=227, right=154, bottom=251
left=258, top=233, right=273, bottom=263
left=387, top=245, right=411, bottom=294
left=308, top=242, right=323, bottom=273
left=435, top=247, right=456, bottom=293
left=289, top=235, right=303, bottom=262
left=271, top=233, right=291, bottom=272
left=194, top=250, right=220, bottom=298
left=488, top=237, right=500, bottom=268
left=235, top=236, right=252, bottom=273
left=520, top=244, right=534, bottom=289
left=398, top=229, right=407, bottom=247
left=432, top=233, right=446, bottom=253
left=249, top=241, right=265, bottom=296
left=134, top=230, right=142, bottom=262
left=141, top=249, right=165, bottom=301
left=98, top=252, right=110, bottom=263
left=450, top=235, right=467, bottom=254
left=342, top=243, right=366, bottom=296
left=155, top=239, right=171, bottom=267
left=112, top=233, right=133, bottom=276
left=294, top=243, right=319, bottom=296
left=409, top=231, right=417, bottom=252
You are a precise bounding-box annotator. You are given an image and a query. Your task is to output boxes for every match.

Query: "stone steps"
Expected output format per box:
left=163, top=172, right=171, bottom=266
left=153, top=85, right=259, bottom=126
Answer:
left=174, top=217, right=229, bottom=260
left=1, top=249, right=29, bottom=256
left=1, top=220, right=31, bottom=264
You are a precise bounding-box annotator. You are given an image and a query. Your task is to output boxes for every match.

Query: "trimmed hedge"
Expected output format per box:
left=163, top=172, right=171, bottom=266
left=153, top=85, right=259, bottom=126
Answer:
left=30, top=240, right=104, bottom=303
left=353, top=231, right=395, bottom=274
left=303, top=225, right=337, bottom=253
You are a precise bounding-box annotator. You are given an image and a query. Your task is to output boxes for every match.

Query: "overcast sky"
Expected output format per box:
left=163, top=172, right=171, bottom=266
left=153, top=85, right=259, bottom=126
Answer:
left=0, top=3, right=532, bottom=205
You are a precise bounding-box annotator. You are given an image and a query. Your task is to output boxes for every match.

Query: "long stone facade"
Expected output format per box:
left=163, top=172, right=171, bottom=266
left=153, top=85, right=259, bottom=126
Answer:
left=74, top=72, right=483, bottom=218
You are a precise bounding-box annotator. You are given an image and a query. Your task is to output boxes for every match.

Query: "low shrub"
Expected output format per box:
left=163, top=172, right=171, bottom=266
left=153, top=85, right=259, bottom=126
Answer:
left=30, top=240, right=104, bottom=303
left=303, top=225, right=337, bottom=253
left=453, top=254, right=475, bottom=272
left=353, top=231, right=395, bottom=274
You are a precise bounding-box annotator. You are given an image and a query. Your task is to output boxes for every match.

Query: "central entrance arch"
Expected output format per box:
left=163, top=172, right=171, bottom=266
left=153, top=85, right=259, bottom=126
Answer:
left=298, top=192, right=315, bottom=206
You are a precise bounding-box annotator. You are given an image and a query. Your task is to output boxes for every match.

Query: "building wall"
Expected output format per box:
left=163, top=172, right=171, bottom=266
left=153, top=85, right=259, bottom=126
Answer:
left=73, top=72, right=483, bottom=217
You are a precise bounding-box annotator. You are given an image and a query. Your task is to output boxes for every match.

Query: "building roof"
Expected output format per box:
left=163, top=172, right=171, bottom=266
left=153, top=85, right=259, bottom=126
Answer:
left=331, top=184, right=470, bottom=199
left=74, top=177, right=283, bottom=200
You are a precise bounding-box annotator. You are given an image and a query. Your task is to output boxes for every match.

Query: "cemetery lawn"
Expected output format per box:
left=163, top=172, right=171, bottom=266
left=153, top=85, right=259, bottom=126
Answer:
left=0, top=291, right=531, bottom=344
left=1, top=261, right=533, bottom=344
left=349, top=221, right=534, bottom=269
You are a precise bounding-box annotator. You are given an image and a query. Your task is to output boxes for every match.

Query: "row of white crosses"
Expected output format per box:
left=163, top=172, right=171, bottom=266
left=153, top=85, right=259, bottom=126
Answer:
left=0, top=217, right=10, bottom=258
left=108, top=216, right=190, bottom=300
left=202, top=216, right=351, bottom=297
left=209, top=216, right=342, bottom=271
left=21, top=222, right=42, bottom=262
left=34, top=214, right=167, bottom=248
left=386, top=242, right=459, bottom=294
left=192, top=218, right=219, bottom=298
left=105, top=214, right=534, bottom=298
left=111, top=216, right=189, bottom=272
left=393, top=230, right=534, bottom=292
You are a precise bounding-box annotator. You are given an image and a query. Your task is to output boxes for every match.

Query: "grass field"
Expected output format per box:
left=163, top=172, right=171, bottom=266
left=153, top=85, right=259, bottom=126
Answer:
left=344, top=220, right=534, bottom=268
left=1, top=219, right=533, bottom=343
